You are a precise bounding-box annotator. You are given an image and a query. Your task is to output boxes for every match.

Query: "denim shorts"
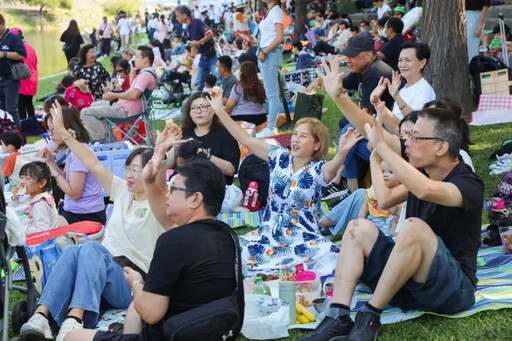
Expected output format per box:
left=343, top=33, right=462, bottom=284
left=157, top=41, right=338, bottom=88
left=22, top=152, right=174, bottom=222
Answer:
left=360, top=230, right=476, bottom=314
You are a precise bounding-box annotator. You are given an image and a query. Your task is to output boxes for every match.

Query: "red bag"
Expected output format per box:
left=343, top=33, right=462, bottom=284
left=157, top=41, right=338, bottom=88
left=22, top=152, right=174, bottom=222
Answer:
left=26, top=221, right=104, bottom=247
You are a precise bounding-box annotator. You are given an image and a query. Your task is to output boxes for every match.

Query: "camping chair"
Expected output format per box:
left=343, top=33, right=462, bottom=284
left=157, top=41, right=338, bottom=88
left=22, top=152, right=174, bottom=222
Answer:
left=104, top=89, right=156, bottom=146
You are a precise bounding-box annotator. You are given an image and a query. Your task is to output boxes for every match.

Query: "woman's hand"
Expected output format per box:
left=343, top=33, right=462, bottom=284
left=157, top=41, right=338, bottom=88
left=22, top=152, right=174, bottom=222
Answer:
left=207, top=89, right=224, bottom=114
left=370, top=76, right=386, bottom=106
left=155, top=125, right=184, bottom=150
left=50, top=100, right=66, bottom=135
left=315, top=54, right=345, bottom=99
left=386, top=70, right=402, bottom=99
left=258, top=51, right=266, bottom=63
left=339, top=127, right=364, bottom=153
left=124, top=267, right=143, bottom=288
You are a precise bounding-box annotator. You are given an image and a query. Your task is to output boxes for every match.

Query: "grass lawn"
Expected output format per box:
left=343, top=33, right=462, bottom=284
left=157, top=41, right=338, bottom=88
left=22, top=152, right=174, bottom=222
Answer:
left=18, top=62, right=512, bottom=340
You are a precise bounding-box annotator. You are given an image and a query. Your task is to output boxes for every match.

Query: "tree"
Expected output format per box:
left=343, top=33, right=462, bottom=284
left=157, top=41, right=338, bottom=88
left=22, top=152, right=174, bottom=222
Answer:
left=21, top=0, right=72, bottom=13
left=420, top=0, right=474, bottom=119
left=294, top=0, right=307, bottom=40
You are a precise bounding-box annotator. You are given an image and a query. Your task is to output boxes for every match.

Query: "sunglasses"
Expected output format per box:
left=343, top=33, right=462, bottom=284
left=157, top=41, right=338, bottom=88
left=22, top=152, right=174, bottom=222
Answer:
left=116, top=69, right=125, bottom=73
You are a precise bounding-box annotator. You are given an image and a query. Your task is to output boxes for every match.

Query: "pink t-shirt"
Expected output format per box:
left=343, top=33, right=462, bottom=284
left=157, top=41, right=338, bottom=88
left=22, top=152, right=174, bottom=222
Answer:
left=118, top=68, right=158, bottom=117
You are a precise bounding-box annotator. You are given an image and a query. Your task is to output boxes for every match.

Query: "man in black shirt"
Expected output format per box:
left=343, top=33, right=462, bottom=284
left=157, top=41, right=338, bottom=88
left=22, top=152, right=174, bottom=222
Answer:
left=466, top=0, right=490, bottom=62
left=66, top=159, right=240, bottom=341
left=303, top=63, right=483, bottom=341
left=377, top=17, right=406, bottom=71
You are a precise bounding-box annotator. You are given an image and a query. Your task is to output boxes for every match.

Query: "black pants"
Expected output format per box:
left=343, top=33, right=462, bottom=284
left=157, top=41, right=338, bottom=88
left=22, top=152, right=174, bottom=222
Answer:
left=313, top=41, right=336, bottom=55
left=18, top=94, right=34, bottom=120
left=101, top=38, right=112, bottom=56
left=64, top=48, right=80, bottom=63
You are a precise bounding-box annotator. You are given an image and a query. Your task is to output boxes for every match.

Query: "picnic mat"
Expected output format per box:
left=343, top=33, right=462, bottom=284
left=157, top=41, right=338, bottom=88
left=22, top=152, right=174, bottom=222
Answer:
left=216, top=210, right=264, bottom=229
left=290, top=245, right=512, bottom=330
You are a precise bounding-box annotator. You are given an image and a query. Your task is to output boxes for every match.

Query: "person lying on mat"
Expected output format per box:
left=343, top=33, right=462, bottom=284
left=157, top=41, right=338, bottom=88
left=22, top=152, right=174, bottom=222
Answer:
left=66, top=159, right=241, bottom=341
left=80, top=45, right=158, bottom=142
left=300, top=92, right=483, bottom=340
left=18, top=100, right=174, bottom=341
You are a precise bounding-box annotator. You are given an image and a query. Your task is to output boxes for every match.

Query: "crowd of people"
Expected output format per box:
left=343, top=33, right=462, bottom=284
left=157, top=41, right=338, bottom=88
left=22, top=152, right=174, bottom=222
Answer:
left=0, top=0, right=498, bottom=339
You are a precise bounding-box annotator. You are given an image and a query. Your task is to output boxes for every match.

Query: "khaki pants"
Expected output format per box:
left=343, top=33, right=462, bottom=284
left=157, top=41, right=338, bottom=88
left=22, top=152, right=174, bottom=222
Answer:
left=80, top=101, right=127, bottom=141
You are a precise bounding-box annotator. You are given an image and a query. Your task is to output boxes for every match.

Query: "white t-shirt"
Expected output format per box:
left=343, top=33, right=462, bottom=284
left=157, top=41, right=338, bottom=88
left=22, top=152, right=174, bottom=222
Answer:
left=378, top=3, right=392, bottom=19
left=11, top=193, right=59, bottom=234
left=334, top=29, right=351, bottom=50
left=259, top=5, right=283, bottom=48
left=392, top=77, right=436, bottom=120
left=101, top=176, right=164, bottom=273
left=117, top=18, right=132, bottom=35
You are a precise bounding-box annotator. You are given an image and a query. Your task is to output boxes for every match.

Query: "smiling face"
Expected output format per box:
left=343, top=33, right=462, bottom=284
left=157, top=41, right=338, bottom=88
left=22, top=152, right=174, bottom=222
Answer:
left=86, top=48, right=96, bottom=64
left=188, top=97, right=214, bottom=128
left=124, top=155, right=144, bottom=194
left=291, top=123, right=319, bottom=159
left=398, top=48, right=427, bottom=80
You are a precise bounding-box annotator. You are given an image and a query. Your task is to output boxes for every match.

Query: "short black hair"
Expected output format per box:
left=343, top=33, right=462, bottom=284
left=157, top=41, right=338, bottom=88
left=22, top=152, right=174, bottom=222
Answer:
left=417, top=108, right=463, bottom=160
left=0, top=131, right=23, bottom=150
left=61, top=75, right=77, bottom=88
left=399, top=42, right=431, bottom=72
left=204, top=73, right=217, bottom=87
left=377, top=17, right=388, bottom=28
left=116, top=59, right=130, bottom=73
left=350, top=26, right=360, bottom=33
left=217, top=55, right=233, bottom=72
left=360, top=20, right=370, bottom=27
left=176, top=139, right=208, bottom=161
left=398, top=110, right=418, bottom=133
left=110, top=56, right=121, bottom=65
left=137, top=45, right=155, bottom=65
left=176, top=5, right=191, bottom=17
left=385, top=17, right=404, bottom=34
left=179, top=159, right=226, bottom=216
left=292, top=41, right=303, bottom=51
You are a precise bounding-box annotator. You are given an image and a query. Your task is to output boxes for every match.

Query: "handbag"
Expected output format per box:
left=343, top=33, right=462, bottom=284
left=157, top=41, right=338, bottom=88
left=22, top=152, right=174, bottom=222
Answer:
left=162, top=223, right=244, bottom=341
left=294, top=92, right=325, bottom=122
left=10, top=62, right=31, bottom=80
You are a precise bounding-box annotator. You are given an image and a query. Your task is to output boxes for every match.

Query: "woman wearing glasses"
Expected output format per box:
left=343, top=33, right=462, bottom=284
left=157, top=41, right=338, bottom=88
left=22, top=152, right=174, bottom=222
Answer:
left=20, top=100, right=167, bottom=341
left=111, top=59, right=131, bottom=91
left=180, top=92, right=240, bottom=185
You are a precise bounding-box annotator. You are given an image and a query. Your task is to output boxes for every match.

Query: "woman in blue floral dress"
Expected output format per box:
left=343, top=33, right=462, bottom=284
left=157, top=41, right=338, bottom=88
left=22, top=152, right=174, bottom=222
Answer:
left=208, top=91, right=363, bottom=274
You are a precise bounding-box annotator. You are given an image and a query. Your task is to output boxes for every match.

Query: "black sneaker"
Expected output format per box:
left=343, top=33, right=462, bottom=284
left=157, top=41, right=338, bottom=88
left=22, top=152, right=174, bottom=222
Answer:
left=298, top=315, right=353, bottom=341
left=322, top=183, right=349, bottom=201
left=347, top=311, right=382, bottom=341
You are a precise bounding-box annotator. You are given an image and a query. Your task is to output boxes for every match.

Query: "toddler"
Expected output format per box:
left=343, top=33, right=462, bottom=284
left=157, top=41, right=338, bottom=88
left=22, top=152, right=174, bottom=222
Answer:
left=10, top=161, right=59, bottom=234
left=1, top=131, right=24, bottom=179
left=203, top=74, right=218, bottom=94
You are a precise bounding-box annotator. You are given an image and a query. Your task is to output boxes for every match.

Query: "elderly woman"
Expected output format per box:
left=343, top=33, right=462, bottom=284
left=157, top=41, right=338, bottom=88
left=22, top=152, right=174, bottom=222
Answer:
left=72, top=44, right=110, bottom=100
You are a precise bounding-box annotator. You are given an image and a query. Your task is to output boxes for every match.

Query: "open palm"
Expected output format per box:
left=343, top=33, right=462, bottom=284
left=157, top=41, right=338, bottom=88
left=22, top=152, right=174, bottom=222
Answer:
left=315, top=54, right=345, bottom=99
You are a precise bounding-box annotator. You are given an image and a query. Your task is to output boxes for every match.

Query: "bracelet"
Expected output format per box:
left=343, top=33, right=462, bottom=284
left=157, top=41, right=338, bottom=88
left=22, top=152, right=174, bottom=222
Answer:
left=61, top=129, right=77, bottom=142
left=399, top=103, right=407, bottom=110
left=261, top=50, right=266, bottom=55
left=131, top=279, right=144, bottom=288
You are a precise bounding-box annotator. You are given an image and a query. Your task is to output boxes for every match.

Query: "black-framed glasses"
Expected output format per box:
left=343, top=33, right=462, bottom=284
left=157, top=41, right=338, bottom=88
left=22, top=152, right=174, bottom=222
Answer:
left=169, top=185, right=192, bottom=194
left=190, top=104, right=211, bottom=112
left=409, top=135, right=444, bottom=143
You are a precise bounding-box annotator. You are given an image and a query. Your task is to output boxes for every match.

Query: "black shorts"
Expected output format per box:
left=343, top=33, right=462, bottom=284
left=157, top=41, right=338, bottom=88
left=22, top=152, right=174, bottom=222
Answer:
left=232, top=114, right=267, bottom=126
left=60, top=208, right=106, bottom=225
left=93, top=331, right=140, bottom=341
left=360, top=230, right=477, bottom=314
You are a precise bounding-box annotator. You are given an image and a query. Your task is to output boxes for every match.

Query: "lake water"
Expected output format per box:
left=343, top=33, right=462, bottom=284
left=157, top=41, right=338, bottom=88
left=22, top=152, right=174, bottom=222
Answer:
left=23, top=30, right=70, bottom=77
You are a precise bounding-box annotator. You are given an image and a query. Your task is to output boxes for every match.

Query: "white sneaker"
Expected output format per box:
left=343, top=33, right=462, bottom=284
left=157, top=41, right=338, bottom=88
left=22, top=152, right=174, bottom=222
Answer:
left=56, top=318, right=83, bottom=341
left=19, top=313, right=53, bottom=340
left=256, top=127, right=278, bottom=139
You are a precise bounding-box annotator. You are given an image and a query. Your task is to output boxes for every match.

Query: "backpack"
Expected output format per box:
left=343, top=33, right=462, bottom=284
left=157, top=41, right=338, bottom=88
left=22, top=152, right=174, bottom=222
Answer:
left=238, top=154, right=269, bottom=209
left=484, top=172, right=512, bottom=246
left=469, top=55, right=507, bottom=99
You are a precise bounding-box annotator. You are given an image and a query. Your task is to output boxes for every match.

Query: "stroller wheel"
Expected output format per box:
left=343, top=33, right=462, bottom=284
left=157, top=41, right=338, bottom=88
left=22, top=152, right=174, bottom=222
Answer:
left=12, top=300, right=28, bottom=334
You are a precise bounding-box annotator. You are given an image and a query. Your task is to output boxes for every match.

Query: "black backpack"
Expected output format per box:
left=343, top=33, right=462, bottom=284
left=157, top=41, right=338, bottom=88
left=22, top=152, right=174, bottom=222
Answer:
left=469, top=55, right=507, bottom=99
left=238, top=154, right=270, bottom=208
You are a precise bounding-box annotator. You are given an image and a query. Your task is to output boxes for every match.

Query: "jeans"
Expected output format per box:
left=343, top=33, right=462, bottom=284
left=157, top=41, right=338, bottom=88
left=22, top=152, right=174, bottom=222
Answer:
left=0, top=78, right=21, bottom=128
left=195, top=54, right=218, bottom=91
left=325, top=188, right=367, bottom=236
left=38, top=242, right=132, bottom=326
left=466, top=10, right=482, bottom=63
left=339, top=123, right=370, bottom=178
left=259, top=48, right=283, bottom=129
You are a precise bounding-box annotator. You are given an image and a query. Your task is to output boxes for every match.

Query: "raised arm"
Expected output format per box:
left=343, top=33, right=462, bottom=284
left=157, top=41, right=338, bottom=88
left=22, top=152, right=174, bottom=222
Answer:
left=50, top=100, right=114, bottom=195
left=207, top=90, right=270, bottom=161
left=369, top=150, right=408, bottom=209
left=322, top=127, right=364, bottom=183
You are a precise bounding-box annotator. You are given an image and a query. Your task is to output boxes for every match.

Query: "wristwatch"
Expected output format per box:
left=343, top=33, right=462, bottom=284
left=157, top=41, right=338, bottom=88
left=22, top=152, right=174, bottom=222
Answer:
left=2, top=51, right=6, bottom=58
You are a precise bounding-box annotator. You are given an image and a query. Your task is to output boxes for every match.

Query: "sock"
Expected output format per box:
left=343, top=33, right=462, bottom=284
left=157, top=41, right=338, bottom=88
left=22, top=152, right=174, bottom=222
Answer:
left=67, top=315, right=83, bottom=324
left=35, top=312, right=48, bottom=319
left=327, top=303, right=350, bottom=321
left=360, top=302, right=383, bottom=317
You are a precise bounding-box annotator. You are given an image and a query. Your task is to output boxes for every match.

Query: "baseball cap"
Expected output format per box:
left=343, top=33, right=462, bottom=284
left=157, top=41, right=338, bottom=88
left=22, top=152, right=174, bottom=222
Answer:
left=340, top=34, right=375, bottom=57
left=393, top=6, right=406, bottom=14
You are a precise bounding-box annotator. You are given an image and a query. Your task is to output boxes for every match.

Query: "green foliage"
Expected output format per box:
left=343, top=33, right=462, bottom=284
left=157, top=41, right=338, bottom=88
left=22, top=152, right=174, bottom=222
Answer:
left=21, top=0, right=72, bottom=13
left=103, top=0, right=143, bottom=16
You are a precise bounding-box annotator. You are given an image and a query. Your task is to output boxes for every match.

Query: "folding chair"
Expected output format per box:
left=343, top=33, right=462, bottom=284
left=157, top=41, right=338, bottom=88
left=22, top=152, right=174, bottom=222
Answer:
left=104, top=89, right=156, bottom=146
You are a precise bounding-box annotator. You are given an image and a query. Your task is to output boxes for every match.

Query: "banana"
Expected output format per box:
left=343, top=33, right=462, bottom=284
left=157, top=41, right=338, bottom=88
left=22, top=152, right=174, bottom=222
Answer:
left=297, top=315, right=309, bottom=324
left=296, top=320, right=301, bottom=324
left=302, top=308, right=316, bottom=322
left=296, top=301, right=303, bottom=315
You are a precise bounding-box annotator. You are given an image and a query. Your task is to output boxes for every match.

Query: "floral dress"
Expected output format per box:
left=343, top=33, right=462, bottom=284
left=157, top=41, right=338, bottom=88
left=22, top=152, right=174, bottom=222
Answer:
left=240, top=145, right=339, bottom=275
left=73, top=62, right=110, bottom=101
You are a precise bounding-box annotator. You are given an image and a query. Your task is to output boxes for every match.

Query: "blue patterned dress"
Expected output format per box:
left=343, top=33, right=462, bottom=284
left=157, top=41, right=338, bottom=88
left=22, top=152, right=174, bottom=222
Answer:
left=240, top=145, right=339, bottom=275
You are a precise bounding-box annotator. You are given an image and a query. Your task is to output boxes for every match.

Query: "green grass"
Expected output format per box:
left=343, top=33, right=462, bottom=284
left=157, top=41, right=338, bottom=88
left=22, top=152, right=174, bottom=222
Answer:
left=17, top=63, right=512, bottom=340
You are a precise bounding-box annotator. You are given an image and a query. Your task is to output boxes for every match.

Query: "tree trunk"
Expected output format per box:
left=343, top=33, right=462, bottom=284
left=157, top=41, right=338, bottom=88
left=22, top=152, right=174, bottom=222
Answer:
left=294, top=0, right=307, bottom=40
left=420, top=0, right=474, bottom=119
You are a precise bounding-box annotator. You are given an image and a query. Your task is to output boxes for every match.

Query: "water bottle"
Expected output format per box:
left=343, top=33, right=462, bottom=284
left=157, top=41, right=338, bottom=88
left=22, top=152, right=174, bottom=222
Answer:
left=253, top=277, right=271, bottom=295
left=279, top=280, right=296, bottom=324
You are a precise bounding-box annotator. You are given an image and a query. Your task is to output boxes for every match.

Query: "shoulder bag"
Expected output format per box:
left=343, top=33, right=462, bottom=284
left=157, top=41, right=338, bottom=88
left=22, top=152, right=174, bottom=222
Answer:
left=0, top=32, right=31, bottom=80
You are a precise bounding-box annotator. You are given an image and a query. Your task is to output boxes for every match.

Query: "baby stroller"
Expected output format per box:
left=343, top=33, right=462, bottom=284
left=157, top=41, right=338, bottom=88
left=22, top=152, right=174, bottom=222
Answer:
left=0, top=211, right=37, bottom=340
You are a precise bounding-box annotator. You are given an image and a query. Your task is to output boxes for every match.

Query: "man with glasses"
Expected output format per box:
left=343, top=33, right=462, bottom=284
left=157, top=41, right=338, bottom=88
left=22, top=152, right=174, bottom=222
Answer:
left=302, top=60, right=484, bottom=341
left=80, top=46, right=158, bottom=142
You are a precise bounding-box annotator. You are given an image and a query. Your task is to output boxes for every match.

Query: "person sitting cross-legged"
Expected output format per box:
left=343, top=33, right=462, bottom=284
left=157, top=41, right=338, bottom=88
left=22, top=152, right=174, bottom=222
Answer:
left=300, top=101, right=484, bottom=340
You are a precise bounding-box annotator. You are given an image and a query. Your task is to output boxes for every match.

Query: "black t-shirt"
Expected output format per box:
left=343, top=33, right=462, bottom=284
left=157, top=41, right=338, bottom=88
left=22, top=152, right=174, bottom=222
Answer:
left=342, top=58, right=394, bottom=111
left=466, top=0, right=491, bottom=10
left=405, top=161, right=484, bottom=286
left=141, top=219, right=237, bottom=340
left=379, top=34, right=406, bottom=71
left=182, top=127, right=240, bottom=185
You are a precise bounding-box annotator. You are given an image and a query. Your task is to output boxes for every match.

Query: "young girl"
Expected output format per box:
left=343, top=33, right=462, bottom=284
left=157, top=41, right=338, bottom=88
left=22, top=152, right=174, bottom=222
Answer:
left=10, top=161, right=59, bottom=234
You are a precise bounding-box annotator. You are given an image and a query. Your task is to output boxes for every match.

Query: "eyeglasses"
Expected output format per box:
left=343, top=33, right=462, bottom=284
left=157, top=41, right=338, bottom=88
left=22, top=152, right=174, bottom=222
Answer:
left=190, top=104, right=211, bottom=112
left=169, top=185, right=192, bottom=194
left=123, top=165, right=143, bottom=175
left=408, top=134, right=444, bottom=143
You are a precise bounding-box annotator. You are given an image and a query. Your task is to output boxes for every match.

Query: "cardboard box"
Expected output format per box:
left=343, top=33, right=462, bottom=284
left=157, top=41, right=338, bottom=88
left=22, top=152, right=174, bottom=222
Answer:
left=480, top=69, right=510, bottom=95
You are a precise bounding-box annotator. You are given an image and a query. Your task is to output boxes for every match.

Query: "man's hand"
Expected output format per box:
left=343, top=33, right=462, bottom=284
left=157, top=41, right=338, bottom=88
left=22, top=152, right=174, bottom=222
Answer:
left=339, top=127, right=364, bottom=153
left=370, top=76, right=387, bottom=106
left=385, top=70, right=402, bottom=99
left=315, top=54, right=345, bottom=99
left=364, top=102, right=386, bottom=150
left=190, top=40, right=200, bottom=47
left=102, top=92, right=116, bottom=101
left=124, top=267, right=143, bottom=288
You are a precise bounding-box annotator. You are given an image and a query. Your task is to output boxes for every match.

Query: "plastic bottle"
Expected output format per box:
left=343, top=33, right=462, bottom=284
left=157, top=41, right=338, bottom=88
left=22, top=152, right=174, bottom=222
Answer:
left=253, top=277, right=271, bottom=295
left=279, top=280, right=296, bottom=324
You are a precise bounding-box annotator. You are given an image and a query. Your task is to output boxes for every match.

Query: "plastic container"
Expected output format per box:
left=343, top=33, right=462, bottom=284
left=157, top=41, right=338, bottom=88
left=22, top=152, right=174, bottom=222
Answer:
left=93, top=142, right=133, bottom=196
left=498, top=216, right=512, bottom=254
left=254, top=277, right=272, bottom=296
left=295, top=265, right=321, bottom=309
left=279, top=280, right=296, bottom=324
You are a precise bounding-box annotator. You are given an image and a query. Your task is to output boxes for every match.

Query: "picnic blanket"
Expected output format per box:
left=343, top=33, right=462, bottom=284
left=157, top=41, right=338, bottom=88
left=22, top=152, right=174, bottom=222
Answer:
left=290, top=245, right=512, bottom=330
left=470, top=94, right=512, bottom=126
